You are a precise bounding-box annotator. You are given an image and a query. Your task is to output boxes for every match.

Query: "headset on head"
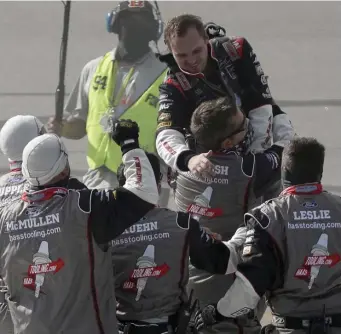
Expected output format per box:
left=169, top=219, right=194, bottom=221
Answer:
left=106, top=1, right=164, bottom=43
left=204, top=22, right=226, bottom=39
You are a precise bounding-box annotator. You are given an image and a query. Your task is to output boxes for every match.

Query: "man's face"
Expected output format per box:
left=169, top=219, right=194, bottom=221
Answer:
left=230, top=110, right=248, bottom=145
left=169, top=27, right=209, bottom=74
left=222, top=109, right=248, bottom=148
left=120, top=11, right=149, bottom=28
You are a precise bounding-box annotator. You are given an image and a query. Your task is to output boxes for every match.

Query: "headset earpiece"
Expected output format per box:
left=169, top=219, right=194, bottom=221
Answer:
left=106, top=9, right=119, bottom=34
left=156, top=18, right=163, bottom=41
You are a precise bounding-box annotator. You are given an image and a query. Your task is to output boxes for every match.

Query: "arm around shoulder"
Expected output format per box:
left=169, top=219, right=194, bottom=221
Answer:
left=237, top=204, right=284, bottom=296
left=183, top=213, right=232, bottom=275
left=156, top=82, right=195, bottom=170
left=272, top=106, right=295, bottom=148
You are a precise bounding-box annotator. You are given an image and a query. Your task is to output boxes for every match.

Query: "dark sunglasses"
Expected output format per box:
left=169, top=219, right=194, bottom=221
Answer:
left=229, top=115, right=248, bottom=137
left=218, top=115, right=248, bottom=145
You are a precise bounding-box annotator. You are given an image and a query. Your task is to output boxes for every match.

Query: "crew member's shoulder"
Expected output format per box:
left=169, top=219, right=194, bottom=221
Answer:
left=0, top=172, right=10, bottom=183
left=245, top=198, right=285, bottom=230
left=161, top=68, right=177, bottom=83
left=322, top=190, right=341, bottom=204
left=68, top=177, right=87, bottom=190
left=82, top=56, right=105, bottom=71
left=142, top=207, right=187, bottom=229
left=0, top=172, right=25, bottom=184
left=70, top=187, right=92, bottom=213
left=212, top=35, right=249, bottom=59
left=152, top=207, right=177, bottom=219
left=0, top=196, right=25, bottom=216
left=159, top=54, right=183, bottom=75
left=0, top=173, right=27, bottom=205
left=73, top=187, right=118, bottom=213
left=0, top=173, right=11, bottom=185
left=159, top=69, right=187, bottom=97
left=80, top=50, right=115, bottom=76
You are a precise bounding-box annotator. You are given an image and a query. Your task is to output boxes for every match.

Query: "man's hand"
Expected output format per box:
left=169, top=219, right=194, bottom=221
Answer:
left=112, top=119, right=139, bottom=154
left=46, top=116, right=63, bottom=136
left=202, top=227, right=222, bottom=241
left=188, top=151, right=215, bottom=179
left=45, top=116, right=86, bottom=140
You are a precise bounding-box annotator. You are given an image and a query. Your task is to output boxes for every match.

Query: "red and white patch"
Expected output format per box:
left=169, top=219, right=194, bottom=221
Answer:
left=175, top=72, right=191, bottom=91
left=22, top=187, right=68, bottom=203
left=187, top=203, right=223, bottom=218
left=23, top=258, right=65, bottom=292
left=28, top=259, right=64, bottom=275
left=123, top=263, right=170, bottom=290
left=133, top=157, right=142, bottom=186
left=162, top=141, right=176, bottom=155
left=223, top=37, right=244, bottom=61
left=232, top=37, right=244, bottom=56
left=128, top=1, right=144, bottom=8
left=261, top=116, right=273, bottom=149
left=294, top=254, right=341, bottom=279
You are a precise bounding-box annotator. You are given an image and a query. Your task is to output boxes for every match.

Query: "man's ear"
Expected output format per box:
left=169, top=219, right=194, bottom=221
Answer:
left=221, top=138, right=233, bottom=149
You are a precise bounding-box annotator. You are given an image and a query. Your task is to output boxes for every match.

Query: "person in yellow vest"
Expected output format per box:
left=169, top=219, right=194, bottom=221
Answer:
left=46, top=1, right=169, bottom=202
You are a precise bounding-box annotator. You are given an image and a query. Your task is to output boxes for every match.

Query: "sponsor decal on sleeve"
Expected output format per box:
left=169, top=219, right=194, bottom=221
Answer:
left=159, top=102, right=171, bottom=110
left=157, top=121, right=172, bottom=130
left=222, top=38, right=243, bottom=61
left=158, top=113, right=171, bottom=122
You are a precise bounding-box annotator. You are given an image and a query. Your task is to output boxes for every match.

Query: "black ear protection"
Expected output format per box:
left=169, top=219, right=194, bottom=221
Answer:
left=106, top=1, right=163, bottom=42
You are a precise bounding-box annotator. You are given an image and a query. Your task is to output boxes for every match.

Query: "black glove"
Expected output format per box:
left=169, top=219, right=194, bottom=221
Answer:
left=111, top=119, right=139, bottom=154
left=194, top=304, right=218, bottom=331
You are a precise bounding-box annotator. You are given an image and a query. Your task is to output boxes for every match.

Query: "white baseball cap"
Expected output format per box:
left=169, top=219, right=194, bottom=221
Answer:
left=22, top=134, right=69, bottom=186
left=0, top=115, right=45, bottom=162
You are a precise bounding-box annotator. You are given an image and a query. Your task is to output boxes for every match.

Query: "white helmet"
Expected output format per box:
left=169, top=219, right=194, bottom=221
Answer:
left=22, top=134, right=69, bottom=186
left=0, top=115, right=45, bottom=162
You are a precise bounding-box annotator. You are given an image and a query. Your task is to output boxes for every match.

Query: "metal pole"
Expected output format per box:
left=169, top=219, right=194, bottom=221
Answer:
left=55, top=1, right=71, bottom=122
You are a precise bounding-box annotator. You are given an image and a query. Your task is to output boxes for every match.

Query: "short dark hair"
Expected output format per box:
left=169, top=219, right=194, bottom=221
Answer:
left=117, top=152, right=161, bottom=187
left=164, top=14, right=207, bottom=48
left=282, top=137, right=325, bottom=184
left=190, top=97, right=239, bottom=151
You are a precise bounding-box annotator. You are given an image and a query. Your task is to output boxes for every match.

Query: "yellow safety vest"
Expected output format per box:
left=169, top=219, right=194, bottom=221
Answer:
left=87, top=52, right=167, bottom=173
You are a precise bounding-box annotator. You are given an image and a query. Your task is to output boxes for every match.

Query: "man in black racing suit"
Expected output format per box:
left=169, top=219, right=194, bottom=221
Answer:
left=156, top=15, right=292, bottom=194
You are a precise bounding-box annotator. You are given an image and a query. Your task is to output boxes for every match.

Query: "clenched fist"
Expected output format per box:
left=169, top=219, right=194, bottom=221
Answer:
left=111, top=119, right=140, bottom=154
